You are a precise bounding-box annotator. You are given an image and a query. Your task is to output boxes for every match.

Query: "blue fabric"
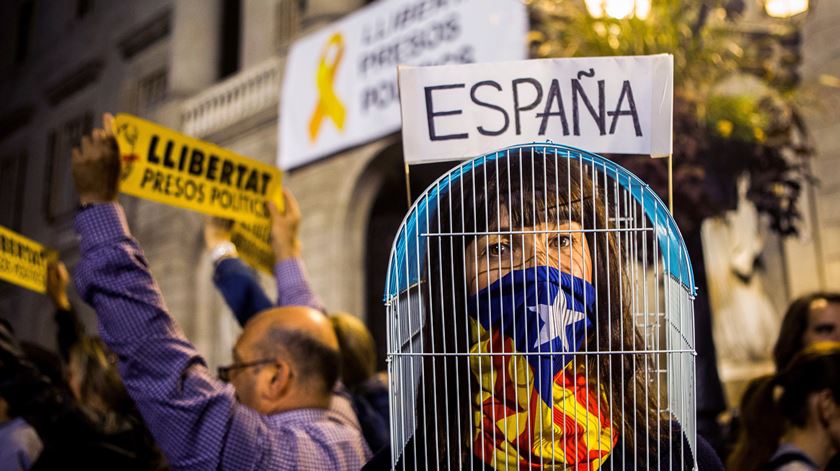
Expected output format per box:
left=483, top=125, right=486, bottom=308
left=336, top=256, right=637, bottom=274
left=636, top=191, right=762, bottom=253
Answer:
left=213, top=257, right=273, bottom=326
left=466, top=266, right=596, bottom=406
left=0, top=418, right=41, bottom=471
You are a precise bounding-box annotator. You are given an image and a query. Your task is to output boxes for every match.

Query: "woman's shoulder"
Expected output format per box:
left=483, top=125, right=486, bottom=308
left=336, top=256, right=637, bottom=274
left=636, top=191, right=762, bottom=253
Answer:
left=696, top=433, right=725, bottom=470
left=762, top=443, right=820, bottom=471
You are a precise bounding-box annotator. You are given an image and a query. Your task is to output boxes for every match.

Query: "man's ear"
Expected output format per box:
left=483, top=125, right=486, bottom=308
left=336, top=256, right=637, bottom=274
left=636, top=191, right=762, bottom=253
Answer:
left=266, top=358, right=292, bottom=400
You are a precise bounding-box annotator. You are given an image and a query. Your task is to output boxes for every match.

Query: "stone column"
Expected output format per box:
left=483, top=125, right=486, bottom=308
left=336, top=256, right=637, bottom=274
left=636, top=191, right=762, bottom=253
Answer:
left=169, top=0, right=222, bottom=97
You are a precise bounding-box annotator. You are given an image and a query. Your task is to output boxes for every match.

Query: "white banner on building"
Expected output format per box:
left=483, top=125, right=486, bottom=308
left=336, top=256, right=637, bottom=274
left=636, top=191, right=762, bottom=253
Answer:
left=279, top=0, right=528, bottom=170
left=398, top=54, right=674, bottom=164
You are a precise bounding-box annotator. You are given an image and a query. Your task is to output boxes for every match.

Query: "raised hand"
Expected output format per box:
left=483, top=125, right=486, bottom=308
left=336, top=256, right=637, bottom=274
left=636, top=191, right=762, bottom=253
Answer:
left=71, top=113, right=120, bottom=205
left=267, top=189, right=302, bottom=261
left=204, top=217, right=235, bottom=252
left=47, top=260, right=72, bottom=311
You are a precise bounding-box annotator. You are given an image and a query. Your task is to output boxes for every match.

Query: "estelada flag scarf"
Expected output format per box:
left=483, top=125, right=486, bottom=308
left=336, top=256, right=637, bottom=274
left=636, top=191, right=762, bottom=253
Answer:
left=466, top=267, right=617, bottom=470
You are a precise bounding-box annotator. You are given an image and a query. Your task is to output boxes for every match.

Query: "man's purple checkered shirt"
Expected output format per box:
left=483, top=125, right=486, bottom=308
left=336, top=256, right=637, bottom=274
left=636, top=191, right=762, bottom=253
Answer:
left=73, top=203, right=371, bottom=470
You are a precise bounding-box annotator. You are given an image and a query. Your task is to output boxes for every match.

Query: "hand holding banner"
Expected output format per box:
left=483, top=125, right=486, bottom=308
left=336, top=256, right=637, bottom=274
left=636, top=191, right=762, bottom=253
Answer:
left=114, top=114, right=284, bottom=225
left=0, top=226, right=50, bottom=294
left=112, top=114, right=281, bottom=273
left=398, top=54, right=673, bottom=163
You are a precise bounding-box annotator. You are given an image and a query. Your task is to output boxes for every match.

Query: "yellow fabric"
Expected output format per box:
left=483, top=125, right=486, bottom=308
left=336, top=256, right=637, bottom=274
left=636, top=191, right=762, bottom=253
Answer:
left=308, top=32, right=347, bottom=142
left=469, top=320, right=616, bottom=470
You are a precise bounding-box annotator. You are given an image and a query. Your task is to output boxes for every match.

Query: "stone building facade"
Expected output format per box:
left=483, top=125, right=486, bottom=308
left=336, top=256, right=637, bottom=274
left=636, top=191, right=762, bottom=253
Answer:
left=0, top=0, right=838, bottom=384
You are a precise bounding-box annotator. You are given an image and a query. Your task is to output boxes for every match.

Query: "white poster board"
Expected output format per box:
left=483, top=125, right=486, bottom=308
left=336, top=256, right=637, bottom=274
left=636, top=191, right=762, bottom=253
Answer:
left=279, top=0, right=528, bottom=170
left=398, top=54, right=674, bottom=163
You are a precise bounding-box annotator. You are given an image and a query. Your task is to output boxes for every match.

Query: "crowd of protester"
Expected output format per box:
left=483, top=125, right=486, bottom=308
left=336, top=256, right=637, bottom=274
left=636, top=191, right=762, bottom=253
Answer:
left=0, top=114, right=838, bottom=470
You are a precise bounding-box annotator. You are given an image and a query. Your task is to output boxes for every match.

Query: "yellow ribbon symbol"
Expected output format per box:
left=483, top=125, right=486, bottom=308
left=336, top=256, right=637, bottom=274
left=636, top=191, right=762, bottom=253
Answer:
left=309, top=32, right=347, bottom=143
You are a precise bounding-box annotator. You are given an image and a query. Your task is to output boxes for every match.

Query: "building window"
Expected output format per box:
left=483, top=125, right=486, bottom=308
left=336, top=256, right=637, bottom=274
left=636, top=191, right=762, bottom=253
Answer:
left=15, top=1, right=34, bottom=65
left=219, top=0, right=242, bottom=79
left=0, top=154, right=27, bottom=230
left=136, top=69, right=168, bottom=114
left=45, top=113, right=92, bottom=223
left=76, top=0, right=94, bottom=18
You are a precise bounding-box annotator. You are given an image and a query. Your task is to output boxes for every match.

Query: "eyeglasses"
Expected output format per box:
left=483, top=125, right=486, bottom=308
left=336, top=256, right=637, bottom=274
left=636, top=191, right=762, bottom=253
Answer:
left=217, top=358, right=276, bottom=382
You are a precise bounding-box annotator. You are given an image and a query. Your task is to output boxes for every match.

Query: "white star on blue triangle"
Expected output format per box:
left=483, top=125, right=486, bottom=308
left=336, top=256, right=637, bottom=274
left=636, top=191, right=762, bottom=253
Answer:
left=527, top=290, right=586, bottom=350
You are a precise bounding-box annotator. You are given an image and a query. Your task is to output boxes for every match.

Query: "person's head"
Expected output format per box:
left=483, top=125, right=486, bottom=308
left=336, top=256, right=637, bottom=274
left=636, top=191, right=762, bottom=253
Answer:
left=228, top=306, right=341, bottom=415
left=774, top=292, right=840, bottom=371
left=730, top=342, right=840, bottom=471
left=67, top=336, right=135, bottom=417
left=428, top=152, right=614, bottom=332
left=777, top=343, right=840, bottom=442
left=414, top=150, right=661, bottom=466
left=330, top=312, right=377, bottom=390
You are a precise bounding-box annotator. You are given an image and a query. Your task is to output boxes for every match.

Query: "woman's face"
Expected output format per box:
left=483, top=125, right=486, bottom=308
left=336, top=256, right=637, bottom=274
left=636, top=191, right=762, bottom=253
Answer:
left=464, top=206, right=593, bottom=294
left=803, top=300, right=840, bottom=347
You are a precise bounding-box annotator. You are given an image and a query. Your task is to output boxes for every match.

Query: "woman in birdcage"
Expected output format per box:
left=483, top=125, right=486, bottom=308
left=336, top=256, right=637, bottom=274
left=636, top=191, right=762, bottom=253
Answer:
left=371, top=147, right=722, bottom=470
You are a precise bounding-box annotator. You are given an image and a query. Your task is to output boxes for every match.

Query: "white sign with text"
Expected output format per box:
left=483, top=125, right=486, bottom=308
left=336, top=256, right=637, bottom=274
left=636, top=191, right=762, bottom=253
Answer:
left=398, top=54, right=674, bottom=163
left=279, top=0, right=528, bottom=170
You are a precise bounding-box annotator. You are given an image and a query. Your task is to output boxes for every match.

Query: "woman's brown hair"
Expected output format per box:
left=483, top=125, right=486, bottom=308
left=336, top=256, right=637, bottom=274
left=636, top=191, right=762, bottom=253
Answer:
left=69, top=336, right=136, bottom=422
left=330, top=312, right=377, bottom=390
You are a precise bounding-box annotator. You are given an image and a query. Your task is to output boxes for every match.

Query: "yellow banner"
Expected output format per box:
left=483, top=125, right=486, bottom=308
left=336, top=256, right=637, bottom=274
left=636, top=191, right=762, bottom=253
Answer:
left=0, top=226, right=49, bottom=294
left=113, top=114, right=283, bottom=225
left=231, top=222, right=274, bottom=275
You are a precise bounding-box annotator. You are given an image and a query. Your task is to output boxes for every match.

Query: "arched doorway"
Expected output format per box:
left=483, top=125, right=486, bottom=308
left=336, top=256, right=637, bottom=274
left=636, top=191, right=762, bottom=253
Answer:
left=362, top=141, right=455, bottom=368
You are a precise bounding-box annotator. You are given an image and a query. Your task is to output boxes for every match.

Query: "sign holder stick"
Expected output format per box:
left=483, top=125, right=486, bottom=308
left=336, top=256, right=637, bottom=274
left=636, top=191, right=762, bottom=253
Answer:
left=668, top=152, right=674, bottom=213
left=404, top=162, right=413, bottom=208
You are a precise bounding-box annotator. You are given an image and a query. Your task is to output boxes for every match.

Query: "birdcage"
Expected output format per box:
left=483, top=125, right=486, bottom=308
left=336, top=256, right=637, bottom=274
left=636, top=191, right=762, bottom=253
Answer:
left=384, top=143, right=697, bottom=470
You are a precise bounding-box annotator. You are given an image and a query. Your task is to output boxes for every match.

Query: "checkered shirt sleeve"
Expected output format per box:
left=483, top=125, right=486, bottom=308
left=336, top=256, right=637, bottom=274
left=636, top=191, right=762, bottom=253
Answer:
left=73, top=203, right=369, bottom=470
left=275, top=257, right=324, bottom=311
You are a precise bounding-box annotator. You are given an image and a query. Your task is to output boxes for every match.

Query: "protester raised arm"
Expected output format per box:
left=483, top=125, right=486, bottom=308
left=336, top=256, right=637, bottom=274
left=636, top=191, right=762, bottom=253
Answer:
left=204, top=189, right=323, bottom=328
left=69, top=115, right=368, bottom=469
left=203, top=203, right=324, bottom=326
left=268, top=190, right=324, bottom=312
left=204, top=217, right=273, bottom=326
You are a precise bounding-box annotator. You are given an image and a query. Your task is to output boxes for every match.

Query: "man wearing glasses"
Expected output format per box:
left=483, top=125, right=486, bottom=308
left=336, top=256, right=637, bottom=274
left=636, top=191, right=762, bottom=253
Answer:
left=69, top=115, right=370, bottom=470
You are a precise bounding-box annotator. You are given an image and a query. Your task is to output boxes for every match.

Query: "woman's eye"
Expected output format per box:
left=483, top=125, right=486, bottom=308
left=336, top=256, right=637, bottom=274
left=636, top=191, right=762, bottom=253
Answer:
left=551, top=235, right=571, bottom=249
left=487, top=242, right=509, bottom=257
left=815, top=324, right=836, bottom=335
